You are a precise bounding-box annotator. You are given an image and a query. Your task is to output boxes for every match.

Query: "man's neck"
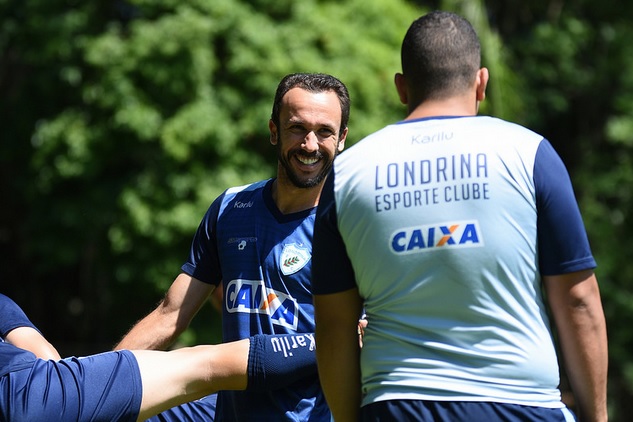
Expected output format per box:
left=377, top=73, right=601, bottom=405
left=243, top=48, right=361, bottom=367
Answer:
left=404, top=95, right=479, bottom=121
left=271, top=177, right=322, bottom=215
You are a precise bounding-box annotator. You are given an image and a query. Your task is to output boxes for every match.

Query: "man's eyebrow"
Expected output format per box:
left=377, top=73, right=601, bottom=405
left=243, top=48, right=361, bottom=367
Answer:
left=286, top=118, right=336, bottom=129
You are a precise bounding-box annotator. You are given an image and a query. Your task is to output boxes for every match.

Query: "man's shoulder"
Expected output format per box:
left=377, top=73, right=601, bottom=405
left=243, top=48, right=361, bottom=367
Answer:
left=215, top=179, right=271, bottom=219
left=225, top=179, right=270, bottom=196
left=472, top=116, right=543, bottom=139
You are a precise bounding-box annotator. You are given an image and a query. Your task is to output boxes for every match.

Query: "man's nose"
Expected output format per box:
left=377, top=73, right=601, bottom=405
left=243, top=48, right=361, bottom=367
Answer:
left=302, top=131, right=319, bottom=152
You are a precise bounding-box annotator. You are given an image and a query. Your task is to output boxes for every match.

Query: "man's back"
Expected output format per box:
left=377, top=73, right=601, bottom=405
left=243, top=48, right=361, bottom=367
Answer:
left=316, top=115, right=594, bottom=407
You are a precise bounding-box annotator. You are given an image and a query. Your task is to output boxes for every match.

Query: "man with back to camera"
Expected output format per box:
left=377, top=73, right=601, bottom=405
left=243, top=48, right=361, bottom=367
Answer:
left=312, top=11, right=608, bottom=422
left=117, top=72, right=350, bottom=421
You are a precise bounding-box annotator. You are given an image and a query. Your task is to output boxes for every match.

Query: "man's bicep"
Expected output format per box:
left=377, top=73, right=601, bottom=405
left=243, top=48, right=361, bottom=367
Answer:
left=542, top=269, right=600, bottom=308
left=314, top=288, right=363, bottom=327
left=314, top=288, right=364, bottom=421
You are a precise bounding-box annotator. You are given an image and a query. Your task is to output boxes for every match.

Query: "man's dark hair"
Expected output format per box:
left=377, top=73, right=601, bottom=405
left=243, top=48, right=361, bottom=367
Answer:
left=271, top=73, right=350, bottom=135
left=401, top=11, right=481, bottom=105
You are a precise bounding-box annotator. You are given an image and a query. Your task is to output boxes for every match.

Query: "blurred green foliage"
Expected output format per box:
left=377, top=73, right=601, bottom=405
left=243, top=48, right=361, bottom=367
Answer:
left=1, top=0, right=419, bottom=347
left=1, top=0, right=632, bottom=419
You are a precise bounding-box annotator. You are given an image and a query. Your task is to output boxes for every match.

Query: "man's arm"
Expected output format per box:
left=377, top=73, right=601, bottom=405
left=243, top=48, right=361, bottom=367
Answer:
left=543, top=269, right=608, bottom=422
left=133, top=339, right=250, bottom=421
left=0, top=293, right=62, bottom=360
left=314, top=287, right=364, bottom=422
left=115, top=273, right=215, bottom=350
left=5, top=326, right=61, bottom=360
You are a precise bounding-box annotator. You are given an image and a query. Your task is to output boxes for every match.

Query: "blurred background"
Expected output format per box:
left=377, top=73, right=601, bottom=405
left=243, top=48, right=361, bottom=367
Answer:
left=1, top=0, right=632, bottom=419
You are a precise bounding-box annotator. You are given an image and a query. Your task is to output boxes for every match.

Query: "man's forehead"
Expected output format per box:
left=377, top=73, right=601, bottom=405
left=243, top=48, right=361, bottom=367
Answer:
left=280, top=88, right=342, bottom=118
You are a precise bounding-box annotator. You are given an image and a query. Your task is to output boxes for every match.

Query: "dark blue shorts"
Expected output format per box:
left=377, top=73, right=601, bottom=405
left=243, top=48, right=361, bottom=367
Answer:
left=0, top=350, right=143, bottom=422
left=361, top=399, right=576, bottom=422
left=146, top=393, right=217, bottom=421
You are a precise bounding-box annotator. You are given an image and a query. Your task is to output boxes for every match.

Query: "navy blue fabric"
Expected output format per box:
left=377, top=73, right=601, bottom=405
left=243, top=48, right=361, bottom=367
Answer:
left=361, top=400, right=576, bottom=422
left=0, top=294, right=37, bottom=337
left=182, top=179, right=330, bottom=421
left=312, top=170, right=356, bottom=295
left=533, top=140, right=596, bottom=275
left=146, top=393, right=217, bottom=422
left=247, top=333, right=318, bottom=391
left=1, top=350, right=143, bottom=422
left=0, top=294, right=39, bottom=377
left=1, top=294, right=143, bottom=421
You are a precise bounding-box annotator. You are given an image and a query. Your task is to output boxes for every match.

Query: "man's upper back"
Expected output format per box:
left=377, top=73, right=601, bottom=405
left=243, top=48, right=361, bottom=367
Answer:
left=313, top=115, right=595, bottom=406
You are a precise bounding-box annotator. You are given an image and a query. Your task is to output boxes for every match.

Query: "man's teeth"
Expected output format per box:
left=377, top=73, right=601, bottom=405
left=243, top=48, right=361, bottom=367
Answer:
left=298, top=156, right=319, bottom=165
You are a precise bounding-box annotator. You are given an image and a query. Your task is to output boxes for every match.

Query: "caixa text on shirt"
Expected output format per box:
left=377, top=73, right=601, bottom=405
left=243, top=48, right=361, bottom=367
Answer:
left=225, top=279, right=299, bottom=330
left=390, top=220, right=484, bottom=254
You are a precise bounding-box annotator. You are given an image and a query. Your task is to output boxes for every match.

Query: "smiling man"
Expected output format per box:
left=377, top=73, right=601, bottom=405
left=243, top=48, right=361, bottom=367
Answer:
left=270, top=83, right=345, bottom=193
left=116, top=73, right=349, bottom=421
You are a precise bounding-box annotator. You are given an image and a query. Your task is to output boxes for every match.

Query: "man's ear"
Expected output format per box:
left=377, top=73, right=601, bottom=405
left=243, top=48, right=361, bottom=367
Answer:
left=337, top=127, right=348, bottom=152
left=269, top=119, right=278, bottom=145
left=476, top=67, right=489, bottom=102
left=394, top=73, right=408, bottom=105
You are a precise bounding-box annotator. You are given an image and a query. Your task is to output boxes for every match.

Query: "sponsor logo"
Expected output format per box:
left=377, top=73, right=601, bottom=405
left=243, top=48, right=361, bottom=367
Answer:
left=269, top=333, right=316, bottom=357
left=390, top=220, right=483, bottom=254
left=280, top=243, right=311, bottom=275
left=411, top=131, right=454, bottom=144
left=225, top=279, right=298, bottom=330
left=227, top=237, right=257, bottom=251
left=233, top=200, right=253, bottom=209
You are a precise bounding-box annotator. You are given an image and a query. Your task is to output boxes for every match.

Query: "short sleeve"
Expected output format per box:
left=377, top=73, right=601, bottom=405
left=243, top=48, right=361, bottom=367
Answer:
left=181, top=194, right=224, bottom=286
left=534, top=140, right=596, bottom=275
left=312, top=171, right=357, bottom=295
left=0, top=294, right=38, bottom=338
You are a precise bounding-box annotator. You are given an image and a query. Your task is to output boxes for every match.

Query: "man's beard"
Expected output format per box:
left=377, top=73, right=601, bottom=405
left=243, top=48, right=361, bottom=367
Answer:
left=277, top=143, right=338, bottom=189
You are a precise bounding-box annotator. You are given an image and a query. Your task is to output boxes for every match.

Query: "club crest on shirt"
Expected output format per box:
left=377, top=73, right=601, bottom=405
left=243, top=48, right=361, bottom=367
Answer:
left=280, top=243, right=311, bottom=275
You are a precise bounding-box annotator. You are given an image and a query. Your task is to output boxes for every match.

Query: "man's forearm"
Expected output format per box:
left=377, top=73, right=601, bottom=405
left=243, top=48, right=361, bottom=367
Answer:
left=115, top=310, right=180, bottom=350
left=116, top=274, right=212, bottom=351
left=316, top=324, right=361, bottom=422
left=6, top=327, right=61, bottom=360
left=559, top=295, right=608, bottom=421
left=546, top=271, right=608, bottom=422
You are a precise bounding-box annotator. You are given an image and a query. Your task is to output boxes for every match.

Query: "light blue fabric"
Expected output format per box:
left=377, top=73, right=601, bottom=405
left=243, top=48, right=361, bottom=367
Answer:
left=313, top=115, right=595, bottom=408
